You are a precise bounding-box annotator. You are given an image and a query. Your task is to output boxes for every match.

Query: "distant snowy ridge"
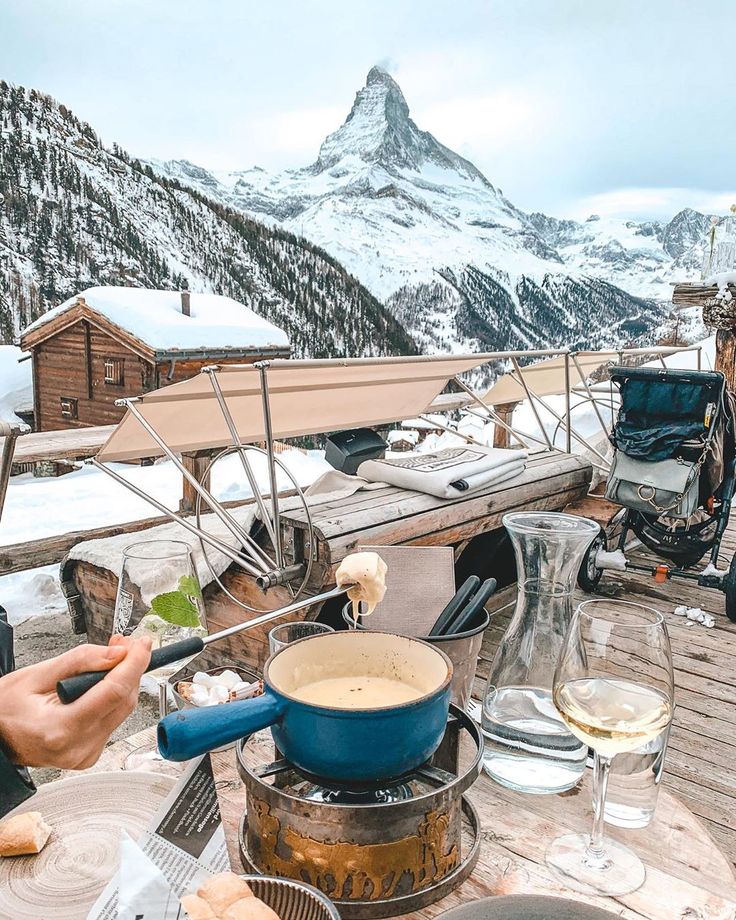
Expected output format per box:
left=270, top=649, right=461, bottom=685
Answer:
left=0, top=80, right=416, bottom=359
left=151, top=66, right=707, bottom=356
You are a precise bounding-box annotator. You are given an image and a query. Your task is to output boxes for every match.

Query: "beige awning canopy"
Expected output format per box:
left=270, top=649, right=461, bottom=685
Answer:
left=98, top=354, right=486, bottom=462
left=481, top=351, right=619, bottom=406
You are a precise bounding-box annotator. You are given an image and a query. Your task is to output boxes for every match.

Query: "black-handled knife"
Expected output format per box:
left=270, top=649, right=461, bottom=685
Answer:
left=428, top=576, right=480, bottom=637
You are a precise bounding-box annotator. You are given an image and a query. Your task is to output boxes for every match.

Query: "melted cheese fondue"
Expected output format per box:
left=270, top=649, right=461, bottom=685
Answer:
left=292, top=676, right=423, bottom=708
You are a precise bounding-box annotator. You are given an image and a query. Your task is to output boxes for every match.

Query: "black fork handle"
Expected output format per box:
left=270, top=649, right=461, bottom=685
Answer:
left=56, top=636, right=205, bottom=704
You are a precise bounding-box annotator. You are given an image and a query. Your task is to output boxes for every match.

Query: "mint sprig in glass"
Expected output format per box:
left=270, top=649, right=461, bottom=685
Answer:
left=113, top=539, right=207, bottom=773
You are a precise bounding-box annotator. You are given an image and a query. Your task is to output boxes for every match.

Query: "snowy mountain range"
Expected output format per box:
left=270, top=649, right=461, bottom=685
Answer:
left=0, top=69, right=710, bottom=363
left=151, top=66, right=708, bottom=354
left=0, top=81, right=414, bottom=357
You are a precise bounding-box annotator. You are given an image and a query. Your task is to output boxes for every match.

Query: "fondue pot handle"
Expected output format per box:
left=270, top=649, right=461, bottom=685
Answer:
left=157, top=690, right=286, bottom=761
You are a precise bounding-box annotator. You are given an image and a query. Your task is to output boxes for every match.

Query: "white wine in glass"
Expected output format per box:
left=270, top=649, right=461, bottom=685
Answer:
left=546, top=599, right=674, bottom=896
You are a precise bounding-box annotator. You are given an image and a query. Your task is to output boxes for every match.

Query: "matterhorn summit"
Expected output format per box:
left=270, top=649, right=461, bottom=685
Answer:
left=316, top=66, right=487, bottom=182
left=152, top=66, right=706, bottom=355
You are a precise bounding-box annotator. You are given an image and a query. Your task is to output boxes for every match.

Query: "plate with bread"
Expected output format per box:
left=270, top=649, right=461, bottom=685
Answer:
left=0, top=770, right=175, bottom=919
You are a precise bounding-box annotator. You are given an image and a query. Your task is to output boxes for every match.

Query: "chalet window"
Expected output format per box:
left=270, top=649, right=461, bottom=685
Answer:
left=104, top=357, right=125, bottom=386
left=60, top=396, right=78, bottom=419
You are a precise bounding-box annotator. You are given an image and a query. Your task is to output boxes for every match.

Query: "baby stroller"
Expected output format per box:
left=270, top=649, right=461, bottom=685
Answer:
left=578, top=365, right=736, bottom=621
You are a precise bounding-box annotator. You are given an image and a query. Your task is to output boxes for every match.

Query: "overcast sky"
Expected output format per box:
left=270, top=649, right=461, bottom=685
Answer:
left=2, top=0, right=734, bottom=220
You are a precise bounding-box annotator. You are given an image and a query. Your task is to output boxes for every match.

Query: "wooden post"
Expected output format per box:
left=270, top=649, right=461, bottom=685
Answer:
left=179, top=451, right=213, bottom=513
left=673, top=282, right=736, bottom=391
left=492, top=401, right=520, bottom=448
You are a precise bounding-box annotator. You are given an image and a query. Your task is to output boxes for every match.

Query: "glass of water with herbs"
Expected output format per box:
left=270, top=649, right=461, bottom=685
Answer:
left=113, top=539, right=207, bottom=773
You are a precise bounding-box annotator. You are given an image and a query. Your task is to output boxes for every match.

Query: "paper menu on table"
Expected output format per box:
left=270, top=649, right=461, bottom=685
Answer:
left=87, top=755, right=229, bottom=919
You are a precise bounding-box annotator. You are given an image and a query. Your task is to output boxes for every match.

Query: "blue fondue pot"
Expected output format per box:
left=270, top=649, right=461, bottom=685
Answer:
left=157, top=631, right=453, bottom=782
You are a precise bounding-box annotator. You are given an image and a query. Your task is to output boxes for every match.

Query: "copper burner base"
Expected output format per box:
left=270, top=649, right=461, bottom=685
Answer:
left=236, top=705, right=483, bottom=919
left=238, top=797, right=481, bottom=919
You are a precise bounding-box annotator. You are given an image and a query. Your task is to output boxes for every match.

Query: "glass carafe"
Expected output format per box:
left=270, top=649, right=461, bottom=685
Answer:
left=481, top=511, right=599, bottom=794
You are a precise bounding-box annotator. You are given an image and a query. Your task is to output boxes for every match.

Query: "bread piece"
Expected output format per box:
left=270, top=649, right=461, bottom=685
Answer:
left=197, top=872, right=254, bottom=915
left=336, top=551, right=388, bottom=618
left=180, top=894, right=217, bottom=920
left=222, top=896, right=281, bottom=920
left=0, top=811, right=52, bottom=857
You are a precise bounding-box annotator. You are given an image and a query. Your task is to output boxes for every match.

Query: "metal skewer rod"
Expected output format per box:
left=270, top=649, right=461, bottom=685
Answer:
left=121, top=399, right=269, bottom=572
left=255, top=362, right=284, bottom=570
left=201, top=582, right=351, bottom=644
left=56, top=582, right=354, bottom=703
left=90, top=458, right=264, bottom=577
left=204, top=367, right=279, bottom=557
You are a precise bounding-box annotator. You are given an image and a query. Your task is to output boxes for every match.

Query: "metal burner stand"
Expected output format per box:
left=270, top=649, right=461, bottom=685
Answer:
left=236, top=705, right=482, bottom=919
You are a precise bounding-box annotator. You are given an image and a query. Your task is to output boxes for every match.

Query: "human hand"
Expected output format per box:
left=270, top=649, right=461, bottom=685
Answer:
left=0, top=635, right=152, bottom=770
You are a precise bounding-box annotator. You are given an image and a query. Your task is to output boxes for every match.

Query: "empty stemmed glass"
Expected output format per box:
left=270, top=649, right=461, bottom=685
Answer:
left=546, top=599, right=674, bottom=896
left=113, top=539, right=207, bottom=773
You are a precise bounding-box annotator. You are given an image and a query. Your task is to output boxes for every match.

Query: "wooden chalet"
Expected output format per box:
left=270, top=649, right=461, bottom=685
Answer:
left=19, top=287, right=291, bottom=431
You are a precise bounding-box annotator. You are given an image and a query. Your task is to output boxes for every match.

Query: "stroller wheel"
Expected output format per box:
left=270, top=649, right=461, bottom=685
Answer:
left=578, top=530, right=607, bottom=593
left=724, top=556, right=736, bottom=623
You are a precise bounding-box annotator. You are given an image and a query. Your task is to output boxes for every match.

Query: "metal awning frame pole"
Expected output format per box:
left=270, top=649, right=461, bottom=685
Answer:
left=516, top=381, right=610, bottom=467
left=570, top=353, right=611, bottom=436
left=509, top=357, right=554, bottom=451
left=451, top=376, right=534, bottom=450
left=118, top=399, right=269, bottom=573
left=203, top=367, right=278, bottom=563
left=563, top=354, right=572, bottom=454
left=88, top=458, right=264, bottom=576
left=460, top=405, right=552, bottom=451
left=255, top=362, right=284, bottom=570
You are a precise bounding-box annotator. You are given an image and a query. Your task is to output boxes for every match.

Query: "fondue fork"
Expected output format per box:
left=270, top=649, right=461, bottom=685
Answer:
left=57, top=583, right=354, bottom=704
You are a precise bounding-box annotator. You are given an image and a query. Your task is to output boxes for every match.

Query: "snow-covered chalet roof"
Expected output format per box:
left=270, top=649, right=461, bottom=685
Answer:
left=20, top=286, right=290, bottom=355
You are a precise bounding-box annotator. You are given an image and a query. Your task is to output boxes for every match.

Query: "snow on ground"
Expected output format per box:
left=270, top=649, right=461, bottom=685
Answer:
left=0, top=448, right=329, bottom=625
left=0, top=345, right=33, bottom=424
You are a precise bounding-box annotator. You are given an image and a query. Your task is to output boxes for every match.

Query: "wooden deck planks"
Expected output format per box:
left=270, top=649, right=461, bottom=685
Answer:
left=479, top=536, right=736, bottom=869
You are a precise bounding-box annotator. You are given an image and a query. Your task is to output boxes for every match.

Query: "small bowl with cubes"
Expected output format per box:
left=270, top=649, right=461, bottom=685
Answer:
left=170, top=662, right=263, bottom=750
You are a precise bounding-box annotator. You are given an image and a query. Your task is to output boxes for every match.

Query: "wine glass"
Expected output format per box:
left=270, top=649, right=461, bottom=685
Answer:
left=113, top=539, right=207, bottom=773
left=546, top=599, right=674, bottom=896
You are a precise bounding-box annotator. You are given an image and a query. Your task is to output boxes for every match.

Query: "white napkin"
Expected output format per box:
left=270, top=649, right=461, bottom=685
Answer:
left=358, top=446, right=527, bottom=499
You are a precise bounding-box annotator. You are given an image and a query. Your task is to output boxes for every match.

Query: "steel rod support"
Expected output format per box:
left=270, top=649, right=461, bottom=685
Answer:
left=122, top=400, right=268, bottom=572
left=90, top=459, right=263, bottom=576
left=204, top=368, right=278, bottom=554
left=255, top=362, right=284, bottom=570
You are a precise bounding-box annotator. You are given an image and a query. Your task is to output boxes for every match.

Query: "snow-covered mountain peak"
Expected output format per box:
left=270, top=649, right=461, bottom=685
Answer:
left=315, top=66, right=488, bottom=184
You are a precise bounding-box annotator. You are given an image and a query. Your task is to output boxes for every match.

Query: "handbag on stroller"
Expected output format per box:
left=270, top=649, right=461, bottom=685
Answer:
left=581, top=365, right=736, bottom=621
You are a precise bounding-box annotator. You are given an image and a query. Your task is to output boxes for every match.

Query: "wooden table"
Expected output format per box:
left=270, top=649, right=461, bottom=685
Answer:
left=95, top=726, right=736, bottom=920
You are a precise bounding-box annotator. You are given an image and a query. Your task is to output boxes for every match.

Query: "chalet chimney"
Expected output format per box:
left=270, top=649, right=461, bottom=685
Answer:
left=180, top=291, right=191, bottom=317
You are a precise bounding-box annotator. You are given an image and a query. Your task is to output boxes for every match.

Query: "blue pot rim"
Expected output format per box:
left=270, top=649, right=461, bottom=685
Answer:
left=263, top=631, right=453, bottom=715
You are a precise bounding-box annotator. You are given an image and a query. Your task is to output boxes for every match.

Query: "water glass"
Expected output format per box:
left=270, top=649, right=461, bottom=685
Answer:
left=597, top=724, right=670, bottom=828
left=114, top=539, right=207, bottom=773
left=269, top=621, right=334, bottom=655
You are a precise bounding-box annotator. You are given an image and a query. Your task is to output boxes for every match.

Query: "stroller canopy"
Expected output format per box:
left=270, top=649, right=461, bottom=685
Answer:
left=610, top=366, right=725, bottom=461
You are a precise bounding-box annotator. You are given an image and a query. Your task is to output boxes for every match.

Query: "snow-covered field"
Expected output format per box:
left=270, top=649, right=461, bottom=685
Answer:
left=0, top=448, right=330, bottom=625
